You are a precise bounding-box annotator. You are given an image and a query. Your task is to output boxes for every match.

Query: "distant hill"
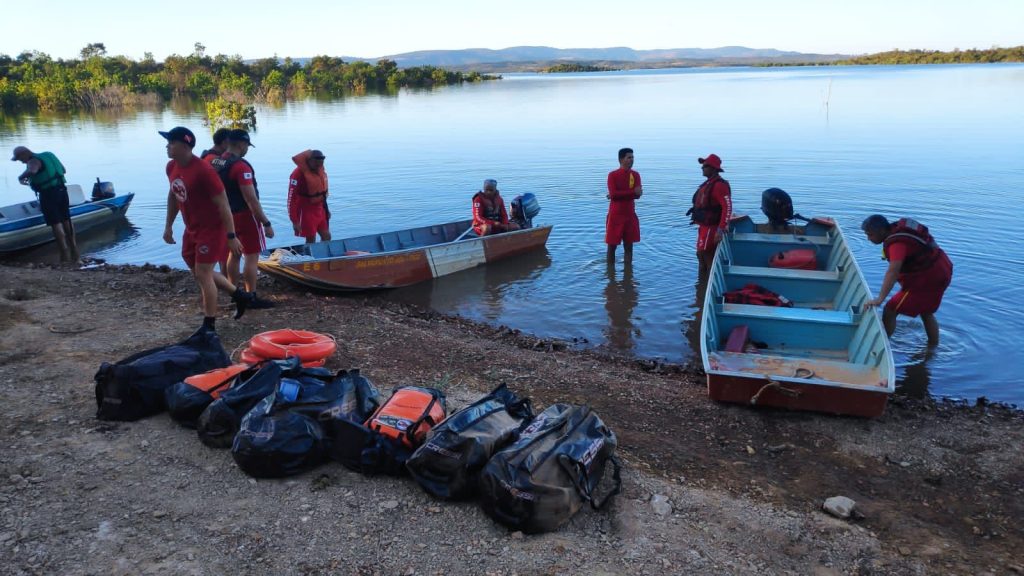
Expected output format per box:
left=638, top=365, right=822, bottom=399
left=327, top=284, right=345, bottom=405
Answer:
left=285, top=45, right=849, bottom=71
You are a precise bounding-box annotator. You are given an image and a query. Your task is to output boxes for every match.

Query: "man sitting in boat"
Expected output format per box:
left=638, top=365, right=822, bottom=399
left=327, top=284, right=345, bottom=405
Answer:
left=861, top=214, right=953, bottom=346
left=287, top=149, right=331, bottom=244
left=11, top=146, right=81, bottom=264
left=472, top=179, right=520, bottom=236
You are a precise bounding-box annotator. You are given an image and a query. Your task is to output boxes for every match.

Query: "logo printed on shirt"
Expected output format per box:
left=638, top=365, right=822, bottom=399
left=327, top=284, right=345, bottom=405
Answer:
left=290, top=179, right=298, bottom=185
left=243, top=172, right=253, bottom=180
left=171, top=178, right=187, bottom=203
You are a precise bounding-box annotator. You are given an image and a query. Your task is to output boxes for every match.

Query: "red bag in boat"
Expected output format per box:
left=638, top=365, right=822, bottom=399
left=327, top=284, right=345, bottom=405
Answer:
left=769, top=249, right=817, bottom=270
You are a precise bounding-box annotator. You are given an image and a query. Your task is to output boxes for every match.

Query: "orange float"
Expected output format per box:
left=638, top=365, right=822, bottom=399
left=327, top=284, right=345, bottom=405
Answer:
left=248, top=329, right=336, bottom=363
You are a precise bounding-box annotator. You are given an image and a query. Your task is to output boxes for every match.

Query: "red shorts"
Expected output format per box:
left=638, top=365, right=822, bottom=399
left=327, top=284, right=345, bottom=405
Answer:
left=696, top=225, right=723, bottom=252
left=233, top=210, right=266, bottom=255
left=605, top=211, right=640, bottom=245
left=886, top=254, right=953, bottom=317
left=182, top=228, right=227, bottom=269
left=295, top=204, right=328, bottom=238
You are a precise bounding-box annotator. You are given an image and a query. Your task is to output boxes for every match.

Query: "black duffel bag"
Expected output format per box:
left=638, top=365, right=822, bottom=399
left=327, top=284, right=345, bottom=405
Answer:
left=94, top=326, right=230, bottom=421
left=197, top=358, right=334, bottom=448
left=232, top=369, right=381, bottom=478
left=478, top=403, right=622, bottom=534
left=407, top=383, right=533, bottom=500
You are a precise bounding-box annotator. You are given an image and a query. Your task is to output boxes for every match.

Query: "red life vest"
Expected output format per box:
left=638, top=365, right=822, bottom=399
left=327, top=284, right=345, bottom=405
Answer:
left=689, top=176, right=730, bottom=225
left=883, top=218, right=940, bottom=273
left=723, top=283, right=793, bottom=307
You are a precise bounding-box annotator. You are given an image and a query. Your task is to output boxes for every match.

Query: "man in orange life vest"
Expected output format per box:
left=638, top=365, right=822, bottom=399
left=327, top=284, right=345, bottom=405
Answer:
left=214, top=129, right=276, bottom=309
left=862, top=215, right=953, bottom=346
left=606, top=148, right=642, bottom=264
left=472, top=179, right=520, bottom=236
left=160, top=126, right=253, bottom=331
left=287, top=149, right=331, bottom=243
left=689, top=153, right=732, bottom=276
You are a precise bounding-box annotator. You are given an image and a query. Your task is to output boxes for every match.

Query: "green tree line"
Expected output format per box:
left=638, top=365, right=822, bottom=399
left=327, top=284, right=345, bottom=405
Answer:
left=541, top=63, right=617, bottom=73
left=834, top=46, right=1024, bottom=65
left=0, top=43, right=499, bottom=112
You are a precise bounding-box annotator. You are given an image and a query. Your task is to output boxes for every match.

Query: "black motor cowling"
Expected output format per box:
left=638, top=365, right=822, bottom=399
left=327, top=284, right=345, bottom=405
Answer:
left=92, top=177, right=115, bottom=200
left=761, top=188, right=794, bottom=227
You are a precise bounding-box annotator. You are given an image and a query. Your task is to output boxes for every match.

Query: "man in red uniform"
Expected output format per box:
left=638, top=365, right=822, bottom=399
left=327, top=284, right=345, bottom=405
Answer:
left=606, top=148, right=642, bottom=264
left=213, top=129, right=275, bottom=309
left=199, top=128, right=230, bottom=163
left=472, top=179, right=519, bottom=236
left=862, top=215, right=953, bottom=345
left=287, top=149, right=331, bottom=243
left=160, top=126, right=253, bottom=330
left=689, top=153, right=732, bottom=276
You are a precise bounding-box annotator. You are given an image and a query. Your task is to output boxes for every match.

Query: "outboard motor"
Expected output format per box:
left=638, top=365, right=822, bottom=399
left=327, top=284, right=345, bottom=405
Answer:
left=761, top=188, right=794, bottom=228
left=92, top=178, right=115, bottom=201
left=510, top=193, right=541, bottom=229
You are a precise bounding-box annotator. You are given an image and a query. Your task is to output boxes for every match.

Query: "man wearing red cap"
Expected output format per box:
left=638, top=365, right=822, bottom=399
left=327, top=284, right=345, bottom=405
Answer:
left=160, top=126, right=254, bottom=331
left=606, top=148, right=642, bottom=264
left=689, top=153, right=732, bottom=275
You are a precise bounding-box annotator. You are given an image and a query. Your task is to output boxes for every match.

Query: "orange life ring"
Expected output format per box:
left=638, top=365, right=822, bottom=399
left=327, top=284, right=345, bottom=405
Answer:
left=240, top=346, right=327, bottom=368
left=248, top=330, right=336, bottom=362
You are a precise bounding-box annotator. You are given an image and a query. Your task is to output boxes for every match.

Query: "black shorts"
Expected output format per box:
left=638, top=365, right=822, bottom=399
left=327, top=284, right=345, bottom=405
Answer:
left=38, top=186, right=71, bottom=226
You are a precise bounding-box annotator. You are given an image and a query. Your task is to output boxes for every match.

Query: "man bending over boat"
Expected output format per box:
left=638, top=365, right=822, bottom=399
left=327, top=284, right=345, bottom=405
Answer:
left=472, top=179, right=520, bottom=236
left=213, top=129, right=276, bottom=309
left=159, top=126, right=255, bottom=331
left=861, top=215, right=953, bottom=346
left=689, top=153, right=732, bottom=276
left=11, top=146, right=81, bottom=264
left=288, top=149, right=332, bottom=244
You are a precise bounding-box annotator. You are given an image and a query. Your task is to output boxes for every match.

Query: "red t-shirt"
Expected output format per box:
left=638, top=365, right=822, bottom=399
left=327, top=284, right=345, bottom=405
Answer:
left=607, top=168, right=641, bottom=215
left=166, top=155, right=225, bottom=231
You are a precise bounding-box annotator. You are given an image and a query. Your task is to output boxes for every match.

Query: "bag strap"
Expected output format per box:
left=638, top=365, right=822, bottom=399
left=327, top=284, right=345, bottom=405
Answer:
left=558, top=453, right=622, bottom=510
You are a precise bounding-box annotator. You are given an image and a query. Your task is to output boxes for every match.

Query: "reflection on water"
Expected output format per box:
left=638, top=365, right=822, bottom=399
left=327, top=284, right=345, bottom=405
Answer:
left=601, top=263, right=639, bottom=354
left=2, top=217, right=140, bottom=265
left=897, top=347, right=935, bottom=399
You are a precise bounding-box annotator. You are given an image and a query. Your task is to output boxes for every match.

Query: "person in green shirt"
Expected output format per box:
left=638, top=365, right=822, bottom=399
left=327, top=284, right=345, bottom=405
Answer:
left=11, top=146, right=80, bottom=263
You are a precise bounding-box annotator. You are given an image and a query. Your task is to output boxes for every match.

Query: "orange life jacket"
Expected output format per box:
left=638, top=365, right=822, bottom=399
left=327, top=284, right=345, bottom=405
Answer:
left=883, top=218, right=940, bottom=273
left=291, top=150, right=328, bottom=202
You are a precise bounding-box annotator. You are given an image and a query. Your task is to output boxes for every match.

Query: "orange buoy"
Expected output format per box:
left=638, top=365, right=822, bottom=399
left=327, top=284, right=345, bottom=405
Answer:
left=248, top=329, right=336, bottom=363
left=769, top=249, right=817, bottom=270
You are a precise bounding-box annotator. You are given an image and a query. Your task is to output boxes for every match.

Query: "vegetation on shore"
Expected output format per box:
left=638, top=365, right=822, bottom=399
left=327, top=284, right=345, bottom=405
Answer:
left=541, top=63, right=617, bottom=73
left=757, top=45, right=1024, bottom=67
left=0, top=43, right=499, bottom=113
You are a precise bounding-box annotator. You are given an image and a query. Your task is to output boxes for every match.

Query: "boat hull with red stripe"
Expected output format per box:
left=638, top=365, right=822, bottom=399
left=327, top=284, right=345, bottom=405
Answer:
left=258, top=219, right=551, bottom=291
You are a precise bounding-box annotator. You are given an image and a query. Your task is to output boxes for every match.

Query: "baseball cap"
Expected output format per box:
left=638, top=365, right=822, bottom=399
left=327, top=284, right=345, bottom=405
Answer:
left=10, top=146, right=30, bottom=161
left=698, top=153, right=724, bottom=172
left=310, top=149, right=326, bottom=159
left=228, top=129, right=254, bottom=147
left=159, top=127, right=197, bottom=148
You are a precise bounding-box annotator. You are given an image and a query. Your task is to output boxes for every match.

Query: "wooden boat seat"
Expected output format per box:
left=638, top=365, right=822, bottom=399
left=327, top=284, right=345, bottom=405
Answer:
left=726, top=264, right=839, bottom=281
left=720, top=302, right=855, bottom=325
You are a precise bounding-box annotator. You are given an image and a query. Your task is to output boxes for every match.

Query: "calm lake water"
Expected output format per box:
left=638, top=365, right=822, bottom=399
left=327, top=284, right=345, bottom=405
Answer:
left=3, top=64, right=1023, bottom=405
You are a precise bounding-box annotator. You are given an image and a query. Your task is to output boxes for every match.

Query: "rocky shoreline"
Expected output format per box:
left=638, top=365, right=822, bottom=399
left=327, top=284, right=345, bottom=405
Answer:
left=1, top=262, right=1021, bottom=575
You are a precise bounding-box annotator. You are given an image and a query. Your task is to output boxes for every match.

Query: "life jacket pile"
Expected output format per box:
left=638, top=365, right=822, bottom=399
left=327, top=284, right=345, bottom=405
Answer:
left=883, top=218, right=941, bottom=273
left=723, top=283, right=794, bottom=307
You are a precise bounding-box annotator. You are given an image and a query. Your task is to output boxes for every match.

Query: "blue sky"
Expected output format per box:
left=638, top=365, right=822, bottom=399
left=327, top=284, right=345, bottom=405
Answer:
left=2, top=0, right=1020, bottom=60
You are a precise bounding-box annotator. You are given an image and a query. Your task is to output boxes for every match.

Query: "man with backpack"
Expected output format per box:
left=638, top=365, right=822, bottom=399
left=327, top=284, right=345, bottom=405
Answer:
left=11, top=146, right=81, bottom=263
left=212, top=129, right=276, bottom=309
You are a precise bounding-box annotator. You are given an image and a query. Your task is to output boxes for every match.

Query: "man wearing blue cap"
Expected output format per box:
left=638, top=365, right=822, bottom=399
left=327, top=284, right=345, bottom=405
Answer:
left=159, top=126, right=255, bottom=330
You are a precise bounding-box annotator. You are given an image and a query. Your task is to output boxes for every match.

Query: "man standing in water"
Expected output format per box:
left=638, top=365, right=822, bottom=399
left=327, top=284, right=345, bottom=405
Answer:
left=288, top=149, right=332, bottom=243
left=213, top=129, right=275, bottom=309
left=862, top=214, right=953, bottom=345
left=689, top=153, right=732, bottom=276
left=606, top=148, right=642, bottom=264
left=11, top=146, right=81, bottom=263
left=160, top=126, right=254, bottom=331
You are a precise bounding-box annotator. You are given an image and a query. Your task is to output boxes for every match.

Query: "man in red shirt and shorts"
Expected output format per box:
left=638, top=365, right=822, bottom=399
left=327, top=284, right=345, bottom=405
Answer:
left=160, top=126, right=253, bottom=331
left=606, top=148, right=642, bottom=264
left=214, top=129, right=275, bottom=309
left=689, top=153, right=732, bottom=276
left=862, top=214, right=953, bottom=345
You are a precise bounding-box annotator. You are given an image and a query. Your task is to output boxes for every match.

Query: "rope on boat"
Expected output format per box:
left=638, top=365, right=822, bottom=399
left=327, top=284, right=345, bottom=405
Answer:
left=750, top=380, right=801, bottom=405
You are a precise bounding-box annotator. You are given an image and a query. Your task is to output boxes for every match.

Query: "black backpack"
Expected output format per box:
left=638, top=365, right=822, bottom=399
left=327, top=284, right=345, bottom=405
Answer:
left=94, top=327, right=230, bottom=421
left=407, top=383, right=533, bottom=500
left=478, top=404, right=622, bottom=534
